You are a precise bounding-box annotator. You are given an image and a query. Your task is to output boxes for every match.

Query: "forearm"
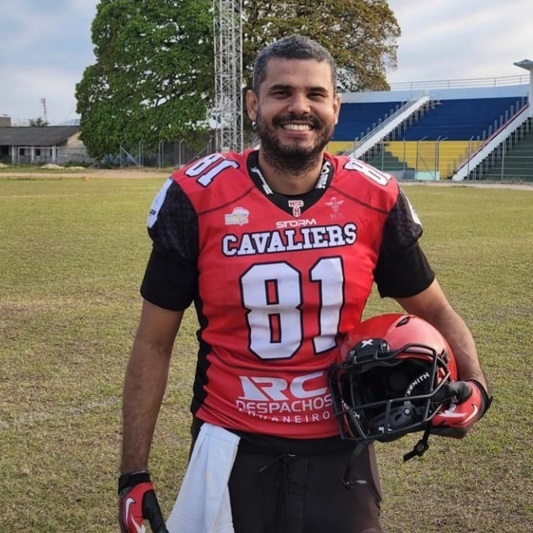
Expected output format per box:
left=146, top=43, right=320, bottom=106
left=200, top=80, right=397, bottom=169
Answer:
left=396, top=279, right=488, bottom=392
left=424, top=307, right=488, bottom=391
left=120, top=338, right=172, bottom=473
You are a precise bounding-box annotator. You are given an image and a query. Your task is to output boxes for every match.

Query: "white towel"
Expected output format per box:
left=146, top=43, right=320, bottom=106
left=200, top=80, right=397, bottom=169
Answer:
left=166, top=422, right=240, bottom=533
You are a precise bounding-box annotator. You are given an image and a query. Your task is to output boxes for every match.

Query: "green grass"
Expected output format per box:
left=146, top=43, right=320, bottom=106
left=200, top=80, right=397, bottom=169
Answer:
left=0, top=175, right=532, bottom=532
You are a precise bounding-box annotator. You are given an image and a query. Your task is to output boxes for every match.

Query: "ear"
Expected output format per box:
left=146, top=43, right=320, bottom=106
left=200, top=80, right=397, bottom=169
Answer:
left=246, top=89, right=259, bottom=122
left=333, top=94, right=341, bottom=125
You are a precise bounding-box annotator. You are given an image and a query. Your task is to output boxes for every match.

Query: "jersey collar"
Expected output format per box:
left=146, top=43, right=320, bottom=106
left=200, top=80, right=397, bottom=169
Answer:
left=246, top=150, right=334, bottom=216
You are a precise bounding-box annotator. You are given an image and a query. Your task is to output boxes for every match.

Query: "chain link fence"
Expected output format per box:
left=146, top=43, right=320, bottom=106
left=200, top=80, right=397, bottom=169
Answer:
left=362, top=136, right=533, bottom=182
left=7, top=134, right=532, bottom=183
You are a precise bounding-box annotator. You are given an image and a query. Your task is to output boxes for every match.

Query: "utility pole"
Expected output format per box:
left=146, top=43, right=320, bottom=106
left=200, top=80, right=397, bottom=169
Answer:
left=40, top=97, right=48, bottom=124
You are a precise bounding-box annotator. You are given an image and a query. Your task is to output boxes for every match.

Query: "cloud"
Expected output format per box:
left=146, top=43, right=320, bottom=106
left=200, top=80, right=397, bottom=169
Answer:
left=0, top=0, right=530, bottom=123
left=0, top=0, right=98, bottom=124
left=3, top=66, right=83, bottom=124
left=387, top=0, right=531, bottom=83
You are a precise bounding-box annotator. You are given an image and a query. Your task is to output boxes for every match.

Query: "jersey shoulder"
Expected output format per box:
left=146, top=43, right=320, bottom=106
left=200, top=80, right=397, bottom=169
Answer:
left=147, top=151, right=251, bottom=230
left=170, top=150, right=252, bottom=207
left=329, top=155, right=400, bottom=211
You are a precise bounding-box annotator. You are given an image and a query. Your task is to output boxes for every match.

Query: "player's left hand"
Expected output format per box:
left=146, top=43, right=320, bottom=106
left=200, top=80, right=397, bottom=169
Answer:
left=118, top=471, right=169, bottom=533
left=430, top=379, right=492, bottom=438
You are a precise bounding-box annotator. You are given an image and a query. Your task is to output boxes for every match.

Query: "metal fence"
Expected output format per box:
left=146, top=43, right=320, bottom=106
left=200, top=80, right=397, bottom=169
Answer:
left=116, top=138, right=218, bottom=169
left=115, top=136, right=533, bottom=182
left=362, top=137, right=533, bottom=182
left=2, top=140, right=217, bottom=169
left=466, top=140, right=533, bottom=181
left=11, top=135, right=530, bottom=182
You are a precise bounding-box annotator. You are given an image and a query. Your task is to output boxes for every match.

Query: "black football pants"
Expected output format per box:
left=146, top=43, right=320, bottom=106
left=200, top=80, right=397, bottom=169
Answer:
left=227, top=445, right=383, bottom=533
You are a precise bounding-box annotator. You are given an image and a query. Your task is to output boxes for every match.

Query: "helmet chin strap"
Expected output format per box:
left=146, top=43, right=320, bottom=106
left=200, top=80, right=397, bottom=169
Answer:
left=343, top=427, right=432, bottom=488
left=399, top=369, right=433, bottom=462
left=403, top=427, right=431, bottom=462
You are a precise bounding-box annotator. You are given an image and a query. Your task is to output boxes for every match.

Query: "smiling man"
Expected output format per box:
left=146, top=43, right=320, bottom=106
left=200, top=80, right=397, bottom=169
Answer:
left=118, top=35, right=490, bottom=533
left=247, top=46, right=340, bottom=183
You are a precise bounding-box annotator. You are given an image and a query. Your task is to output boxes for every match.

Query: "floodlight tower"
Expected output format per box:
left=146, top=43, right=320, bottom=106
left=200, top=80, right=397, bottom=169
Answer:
left=213, top=0, right=243, bottom=152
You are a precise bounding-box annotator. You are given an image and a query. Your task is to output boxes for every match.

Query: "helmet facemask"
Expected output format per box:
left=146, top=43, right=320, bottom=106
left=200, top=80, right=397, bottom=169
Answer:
left=329, top=334, right=453, bottom=445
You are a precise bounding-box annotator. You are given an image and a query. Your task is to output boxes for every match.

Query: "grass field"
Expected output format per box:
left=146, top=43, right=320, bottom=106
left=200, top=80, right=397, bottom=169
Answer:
left=0, top=171, right=532, bottom=532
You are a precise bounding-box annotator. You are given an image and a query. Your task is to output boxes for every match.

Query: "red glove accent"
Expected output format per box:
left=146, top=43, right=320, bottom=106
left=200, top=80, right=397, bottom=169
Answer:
left=119, top=481, right=153, bottom=532
left=118, top=472, right=168, bottom=533
left=431, top=380, right=491, bottom=438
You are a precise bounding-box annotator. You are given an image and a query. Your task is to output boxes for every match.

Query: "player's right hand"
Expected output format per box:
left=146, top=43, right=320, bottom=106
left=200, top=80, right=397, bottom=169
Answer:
left=430, top=379, right=492, bottom=439
left=118, top=471, right=169, bottom=533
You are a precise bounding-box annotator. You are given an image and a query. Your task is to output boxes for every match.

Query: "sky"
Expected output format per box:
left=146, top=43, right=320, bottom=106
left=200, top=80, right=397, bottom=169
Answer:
left=0, top=0, right=531, bottom=125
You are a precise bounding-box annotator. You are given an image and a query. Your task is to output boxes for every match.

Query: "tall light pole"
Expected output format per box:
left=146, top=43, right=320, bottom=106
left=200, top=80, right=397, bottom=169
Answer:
left=213, top=0, right=243, bottom=153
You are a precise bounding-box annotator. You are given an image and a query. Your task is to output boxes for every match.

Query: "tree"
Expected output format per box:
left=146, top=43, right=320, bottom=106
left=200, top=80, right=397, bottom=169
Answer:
left=76, top=0, right=400, bottom=159
left=27, top=117, right=50, bottom=127
left=242, top=0, right=399, bottom=92
left=76, top=0, right=214, bottom=159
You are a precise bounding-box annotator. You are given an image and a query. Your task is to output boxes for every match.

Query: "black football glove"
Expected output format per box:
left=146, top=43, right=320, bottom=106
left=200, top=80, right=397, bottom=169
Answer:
left=430, top=379, right=492, bottom=438
left=118, top=471, right=169, bottom=533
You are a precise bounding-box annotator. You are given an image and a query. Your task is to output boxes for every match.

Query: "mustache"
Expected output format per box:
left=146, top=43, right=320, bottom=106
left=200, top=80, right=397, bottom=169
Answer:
left=273, top=113, right=322, bottom=128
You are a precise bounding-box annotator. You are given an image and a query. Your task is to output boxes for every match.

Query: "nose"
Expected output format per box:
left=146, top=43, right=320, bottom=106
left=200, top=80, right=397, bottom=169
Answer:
left=287, top=92, right=310, bottom=115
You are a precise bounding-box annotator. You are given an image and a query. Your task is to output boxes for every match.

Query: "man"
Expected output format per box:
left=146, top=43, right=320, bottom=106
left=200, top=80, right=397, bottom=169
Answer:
left=118, top=35, right=490, bottom=533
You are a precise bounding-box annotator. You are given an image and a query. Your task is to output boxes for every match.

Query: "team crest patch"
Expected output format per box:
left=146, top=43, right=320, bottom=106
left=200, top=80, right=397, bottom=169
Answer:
left=288, top=199, right=304, bottom=217
left=225, top=206, right=250, bottom=226
left=325, top=196, right=345, bottom=220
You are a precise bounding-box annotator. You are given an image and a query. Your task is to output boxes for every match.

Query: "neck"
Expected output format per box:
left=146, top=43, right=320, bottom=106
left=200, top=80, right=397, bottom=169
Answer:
left=257, top=150, right=325, bottom=195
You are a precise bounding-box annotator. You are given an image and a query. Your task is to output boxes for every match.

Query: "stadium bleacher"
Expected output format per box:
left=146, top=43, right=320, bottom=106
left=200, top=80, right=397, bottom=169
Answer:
left=399, top=97, right=526, bottom=140
left=328, top=83, right=531, bottom=180
left=331, top=101, right=403, bottom=141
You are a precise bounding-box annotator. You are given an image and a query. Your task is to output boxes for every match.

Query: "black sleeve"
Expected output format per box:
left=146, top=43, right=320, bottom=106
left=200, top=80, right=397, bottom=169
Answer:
left=141, top=247, right=198, bottom=311
left=140, top=180, right=199, bottom=311
left=374, top=189, right=435, bottom=298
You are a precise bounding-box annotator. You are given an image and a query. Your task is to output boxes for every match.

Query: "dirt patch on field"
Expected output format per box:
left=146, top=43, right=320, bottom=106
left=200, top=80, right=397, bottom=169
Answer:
left=402, top=180, right=533, bottom=191
left=0, top=168, right=172, bottom=179
left=2, top=167, right=533, bottom=189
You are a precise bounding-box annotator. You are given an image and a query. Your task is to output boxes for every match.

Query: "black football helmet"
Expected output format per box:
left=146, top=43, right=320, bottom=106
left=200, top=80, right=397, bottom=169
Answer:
left=329, top=313, right=458, bottom=449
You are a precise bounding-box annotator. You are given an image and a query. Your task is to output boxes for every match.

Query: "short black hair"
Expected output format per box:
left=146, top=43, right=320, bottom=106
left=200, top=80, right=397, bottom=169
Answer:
left=252, top=35, right=338, bottom=92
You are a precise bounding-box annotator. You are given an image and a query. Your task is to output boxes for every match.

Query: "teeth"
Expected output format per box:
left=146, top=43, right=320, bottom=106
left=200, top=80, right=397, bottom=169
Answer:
left=284, top=124, right=311, bottom=131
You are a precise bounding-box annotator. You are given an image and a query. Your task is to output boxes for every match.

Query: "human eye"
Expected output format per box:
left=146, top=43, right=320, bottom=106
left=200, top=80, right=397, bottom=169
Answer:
left=308, top=89, right=327, bottom=100
left=271, top=88, right=290, bottom=98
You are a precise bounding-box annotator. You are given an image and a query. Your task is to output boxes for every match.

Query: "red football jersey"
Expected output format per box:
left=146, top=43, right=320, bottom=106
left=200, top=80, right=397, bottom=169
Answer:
left=144, top=149, right=420, bottom=439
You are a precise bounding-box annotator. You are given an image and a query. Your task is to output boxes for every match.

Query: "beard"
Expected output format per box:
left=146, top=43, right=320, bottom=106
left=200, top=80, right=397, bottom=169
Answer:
left=255, top=110, right=334, bottom=175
